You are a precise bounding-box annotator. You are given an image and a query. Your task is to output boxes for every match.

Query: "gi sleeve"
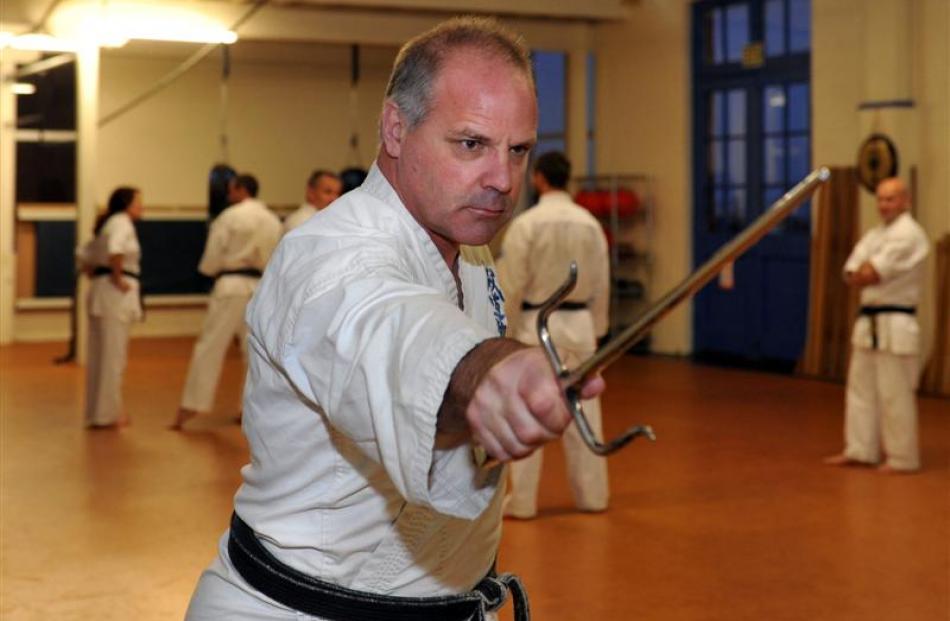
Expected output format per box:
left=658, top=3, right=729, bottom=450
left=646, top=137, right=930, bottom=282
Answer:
left=279, top=250, right=498, bottom=519
left=198, top=217, right=229, bottom=277
left=105, top=217, right=133, bottom=257
left=842, top=234, right=871, bottom=276
left=867, top=231, right=928, bottom=282
left=495, top=219, right=531, bottom=336
left=590, top=226, right=611, bottom=338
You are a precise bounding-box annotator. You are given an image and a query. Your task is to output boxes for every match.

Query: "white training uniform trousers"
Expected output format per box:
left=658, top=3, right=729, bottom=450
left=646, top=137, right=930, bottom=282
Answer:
left=78, top=212, right=142, bottom=426
left=496, top=190, right=610, bottom=516
left=180, top=295, right=250, bottom=412
left=841, top=211, right=928, bottom=471
left=185, top=164, right=509, bottom=620
left=180, top=198, right=282, bottom=413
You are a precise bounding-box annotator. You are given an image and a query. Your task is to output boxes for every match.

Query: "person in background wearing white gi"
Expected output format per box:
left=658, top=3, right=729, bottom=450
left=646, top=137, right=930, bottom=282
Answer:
left=824, top=177, right=929, bottom=473
left=184, top=17, right=604, bottom=621
left=170, top=174, right=282, bottom=431
left=496, top=151, right=610, bottom=519
left=78, top=186, right=144, bottom=429
left=282, top=169, right=342, bottom=234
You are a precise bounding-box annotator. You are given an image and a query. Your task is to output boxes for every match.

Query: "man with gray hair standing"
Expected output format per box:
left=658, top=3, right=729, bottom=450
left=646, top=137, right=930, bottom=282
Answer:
left=185, top=16, right=602, bottom=620
left=283, top=169, right=342, bottom=233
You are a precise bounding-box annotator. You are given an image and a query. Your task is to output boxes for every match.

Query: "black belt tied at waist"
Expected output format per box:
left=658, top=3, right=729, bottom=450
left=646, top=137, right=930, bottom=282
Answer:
left=92, top=266, right=140, bottom=280
left=859, top=305, right=916, bottom=350
left=522, top=300, right=587, bottom=311
left=227, top=513, right=530, bottom=621
left=216, top=268, right=263, bottom=279
left=92, top=266, right=144, bottom=318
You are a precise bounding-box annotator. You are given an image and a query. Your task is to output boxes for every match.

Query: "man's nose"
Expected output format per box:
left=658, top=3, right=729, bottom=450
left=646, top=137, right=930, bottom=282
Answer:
left=482, top=149, right=513, bottom=194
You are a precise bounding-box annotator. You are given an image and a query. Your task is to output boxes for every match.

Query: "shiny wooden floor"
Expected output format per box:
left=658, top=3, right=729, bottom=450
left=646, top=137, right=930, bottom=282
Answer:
left=1, top=338, right=948, bottom=620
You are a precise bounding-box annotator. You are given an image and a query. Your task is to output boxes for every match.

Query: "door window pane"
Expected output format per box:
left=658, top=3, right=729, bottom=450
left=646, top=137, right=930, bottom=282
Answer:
left=705, top=9, right=725, bottom=64
left=788, top=83, right=809, bottom=131
left=765, top=0, right=785, bottom=57
left=727, top=89, right=746, bottom=135
left=764, top=137, right=785, bottom=185
left=788, top=136, right=809, bottom=181
left=789, top=0, right=811, bottom=52
left=709, top=140, right=725, bottom=184
left=763, top=85, right=785, bottom=133
left=728, top=139, right=746, bottom=184
left=725, top=4, right=750, bottom=63
left=709, top=91, right=724, bottom=137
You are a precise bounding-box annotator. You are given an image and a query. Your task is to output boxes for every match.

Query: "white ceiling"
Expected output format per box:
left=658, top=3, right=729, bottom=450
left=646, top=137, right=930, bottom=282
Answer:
left=1, top=0, right=630, bottom=36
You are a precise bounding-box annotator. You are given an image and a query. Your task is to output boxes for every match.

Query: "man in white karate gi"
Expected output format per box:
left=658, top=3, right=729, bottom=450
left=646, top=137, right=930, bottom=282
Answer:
left=496, top=151, right=610, bottom=519
left=282, top=169, right=342, bottom=234
left=171, top=174, right=282, bottom=430
left=184, top=16, right=604, bottom=621
left=825, top=177, right=929, bottom=473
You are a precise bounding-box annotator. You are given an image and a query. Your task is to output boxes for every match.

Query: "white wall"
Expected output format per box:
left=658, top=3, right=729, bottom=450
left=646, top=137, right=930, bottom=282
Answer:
left=813, top=0, right=949, bottom=363
left=594, top=0, right=692, bottom=355
left=97, top=41, right=396, bottom=208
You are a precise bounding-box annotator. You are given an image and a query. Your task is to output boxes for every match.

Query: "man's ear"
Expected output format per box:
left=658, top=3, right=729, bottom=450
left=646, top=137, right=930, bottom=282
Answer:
left=380, top=100, right=405, bottom=158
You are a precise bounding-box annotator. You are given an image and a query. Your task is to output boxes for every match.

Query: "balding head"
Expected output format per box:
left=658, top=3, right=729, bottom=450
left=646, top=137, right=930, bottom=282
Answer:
left=875, top=177, right=910, bottom=225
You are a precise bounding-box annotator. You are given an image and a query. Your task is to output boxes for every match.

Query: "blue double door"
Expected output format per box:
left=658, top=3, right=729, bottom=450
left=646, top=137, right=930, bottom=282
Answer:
left=691, top=0, right=812, bottom=369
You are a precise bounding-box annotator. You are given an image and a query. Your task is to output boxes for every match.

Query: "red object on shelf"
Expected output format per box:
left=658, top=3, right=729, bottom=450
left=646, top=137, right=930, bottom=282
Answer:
left=574, top=188, right=641, bottom=218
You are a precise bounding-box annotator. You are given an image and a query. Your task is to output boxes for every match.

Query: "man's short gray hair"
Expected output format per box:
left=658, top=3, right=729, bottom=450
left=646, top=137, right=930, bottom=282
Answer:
left=383, top=16, right=535, bottom=129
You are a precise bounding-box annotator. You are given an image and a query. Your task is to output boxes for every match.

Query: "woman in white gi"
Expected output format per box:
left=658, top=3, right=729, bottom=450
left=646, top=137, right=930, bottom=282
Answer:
left=825, top=177, right=929, bottom=473
left=79, top=186, right=144, bottom=428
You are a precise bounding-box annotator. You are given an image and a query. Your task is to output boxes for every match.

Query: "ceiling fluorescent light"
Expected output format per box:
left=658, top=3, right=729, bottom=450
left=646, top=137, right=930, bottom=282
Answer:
left=7, top=33, right=78, bottom=52
left=50, top=4, right=238, bottom=46
left=12, top=83, right=37, bottom=95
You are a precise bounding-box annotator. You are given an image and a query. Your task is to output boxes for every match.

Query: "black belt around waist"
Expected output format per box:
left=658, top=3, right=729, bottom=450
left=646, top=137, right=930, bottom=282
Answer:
left=227, top=513, right=530, bottom=621
left=859, top=305, right=916, bottom=350
left=92, top=266, right=140, bottom=279
left=521, top=300, right=587, bottom=311
left=216, top=268, right=263, bottom=279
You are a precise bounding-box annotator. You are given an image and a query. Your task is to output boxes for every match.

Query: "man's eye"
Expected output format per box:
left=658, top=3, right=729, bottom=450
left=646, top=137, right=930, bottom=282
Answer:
left=510, top=145, right=531, bottom=157
left=460, top=139, right=481, bottom=150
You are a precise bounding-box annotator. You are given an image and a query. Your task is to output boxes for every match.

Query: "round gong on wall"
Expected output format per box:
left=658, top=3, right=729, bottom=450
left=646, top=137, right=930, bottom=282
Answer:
left=856, top=133, right=898, bottom=193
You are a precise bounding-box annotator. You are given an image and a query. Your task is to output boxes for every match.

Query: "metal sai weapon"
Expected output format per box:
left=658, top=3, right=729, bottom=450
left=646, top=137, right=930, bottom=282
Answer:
left=540, top=167, right=831, bottom=455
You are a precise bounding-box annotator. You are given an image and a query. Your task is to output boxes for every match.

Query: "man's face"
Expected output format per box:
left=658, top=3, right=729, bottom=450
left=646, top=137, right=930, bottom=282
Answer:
left=382, top=49, right=537, bottom=261
left=876, top=179, right=908, bottom=225
left=307, top=175, right=343, bottom=209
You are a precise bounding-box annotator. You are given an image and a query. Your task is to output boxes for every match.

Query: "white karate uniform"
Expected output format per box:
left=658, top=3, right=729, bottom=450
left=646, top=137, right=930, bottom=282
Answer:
left=842, top=211, right=929, bottom=470
left=495, top=190, right=610, bottom=517
left=185, top=164, right=509, bottom=620
left=80, top=212, right=142, bottom=426
left=179, top=198, right=282, bottom=413
left=282, top=202, right=318, bottom=234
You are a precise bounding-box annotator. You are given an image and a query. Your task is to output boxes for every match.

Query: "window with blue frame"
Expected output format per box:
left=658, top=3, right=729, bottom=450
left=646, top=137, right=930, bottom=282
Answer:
left=695, top=0, right=812, bottom=232
left=532, top=50, right=567, bottom=158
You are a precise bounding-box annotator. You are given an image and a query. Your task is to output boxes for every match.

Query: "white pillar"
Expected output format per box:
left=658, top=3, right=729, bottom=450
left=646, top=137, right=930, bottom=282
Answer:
left=0, top=52, right=16, bottom=345
left=75, top=42, right=100, bottom=364
left=567, top=47, right=589, bottom=177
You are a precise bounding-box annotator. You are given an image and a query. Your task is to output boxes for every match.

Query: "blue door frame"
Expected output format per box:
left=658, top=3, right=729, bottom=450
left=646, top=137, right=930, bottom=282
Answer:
left=691, top=0, right=812, bottom=370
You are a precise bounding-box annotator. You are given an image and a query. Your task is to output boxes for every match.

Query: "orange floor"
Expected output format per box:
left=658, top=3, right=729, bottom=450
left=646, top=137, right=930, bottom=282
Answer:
left=1, top=338, right=947, bottom=620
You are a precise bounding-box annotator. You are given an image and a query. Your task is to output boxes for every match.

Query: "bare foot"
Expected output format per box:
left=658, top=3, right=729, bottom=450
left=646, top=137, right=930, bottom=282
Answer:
left=169, top=408, right=197, bottom=431
left=823, top=453, right=867, bottom=467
